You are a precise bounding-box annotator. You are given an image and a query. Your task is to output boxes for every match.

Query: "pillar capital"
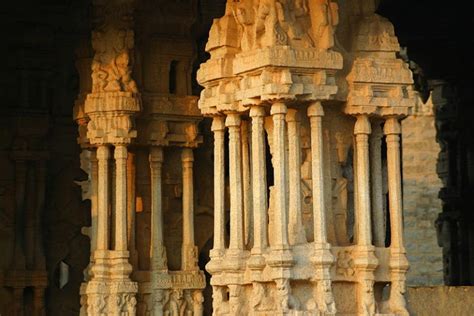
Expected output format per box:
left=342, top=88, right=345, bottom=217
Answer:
left=149, top=146, right=164, bottom=163
left=211, top=116, right=226, bottom=131
left=383, top=117, right=401, bottom=135
left=354, top=115, right=371, bottom=135
left=286, top=108, right=300, bottom=123
left=270, top=102, right=287, bottom=115
left=225, top=113, right=241, bottom=127
left=114, top=144, right=128, bottom=160
left=249, top=106, right=266, bottom=118
left=181, top=147, right=194, bottom=162
left=96, top=145, right=110, bottom=160
left=307, top=102, right=324, bottom=117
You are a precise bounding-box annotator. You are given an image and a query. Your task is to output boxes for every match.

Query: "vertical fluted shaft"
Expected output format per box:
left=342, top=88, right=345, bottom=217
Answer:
left=96, top=145, right=110, bottom=251
left=127, top=151, right=137, bottom=266
left=150, top=146, right=166, bottom=269
left=384, top=117, right=404, bottom=250
left=90, top=150, right=98, bottom=253
left=385, top=116, right=409, bottom=315
left=250, top=106, right=268, bottom=255
left=114, top=145, right=128, bottom=251
left=241, top=120, right=252, bottom=246
left=370, top=122, right=385, bottom=247
left=226, top=113, right=244, bottom=252
left=353, top=115, right=378, bottom=316
left=182, top=148, right=197, bottom=270
left=287, top=108, right=306, bottom=245
left=308, top=102, right=328, bottom=245
left=211, top=116, right=226, bottom=255
left=271, top=102, right=289, bottom=250
left=354, top=115, right=372, bottom=247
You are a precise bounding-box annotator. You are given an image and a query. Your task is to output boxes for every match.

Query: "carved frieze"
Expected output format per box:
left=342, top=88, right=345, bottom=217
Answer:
left=197, top=0, right=343, bottom=115
left=345, top=13, right=417, bottom=117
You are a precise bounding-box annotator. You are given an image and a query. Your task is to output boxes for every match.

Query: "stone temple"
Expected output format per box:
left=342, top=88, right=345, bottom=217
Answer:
left=0, top=0, right=473, bottom=315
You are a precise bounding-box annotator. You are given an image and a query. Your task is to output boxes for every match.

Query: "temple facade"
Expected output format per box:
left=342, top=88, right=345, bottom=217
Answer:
left=0, top=0, right=473, bottom=315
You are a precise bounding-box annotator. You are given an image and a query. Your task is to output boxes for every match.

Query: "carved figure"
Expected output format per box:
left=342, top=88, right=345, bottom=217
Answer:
left=308, top=0, right=339, bottom=49
left=228, top=285, right=244, bottom=315
left=251, top=282, right=274, bottom=311
left=165, top=289, right=184, bottom=316
left=212, top=286, right=229, bottom=315
left=317, top=279, right=336, bottom=314
left=88, top=294, right=106, bottom=315
left=275, top=278, right=299, bottom=311
left=192, top=290, right=204, bottom=316
left=90, top=5, right=138, bottom=93
left=360, top=280, right=375, bottom=316
left=126, top=294, right=137, bottom=315
left=336, top=250, right=355, bottom=277
left=332, top=132, right=354, bottom=245
left=152, top=289, right=168, bottom=316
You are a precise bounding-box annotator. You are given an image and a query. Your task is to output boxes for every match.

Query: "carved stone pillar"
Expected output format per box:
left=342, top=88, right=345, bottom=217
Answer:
left=249, top=106, right=268, bottom=265
left=353, top=115, right=378, bottom=316
left=370, top=121, right=385, bottom=247
left=248, top=106, right=268, bottom=313
left=90, top=150, right=99, bottom=255
left=209, top=116, right=226, bottom=263
left=226, top=113, right=244, bottom=255
left=384, top=118, right=404, bottom=250
left=384, top=117, right=409, bottom=315
left=182, top=148, right=198, bottom=271
left=114, top=145, right=128, bottom=252
left=150, top=146, right=167, bottom=270
left=96, top=145, right=110, bottom=251
left=286, top=109, right=306, bottom=245
left=268, top=102, right=293, bottom=313
left=241, top=120, right=253, bottom=247
left=127, top=151, right=138, bottom=267
left=355, top=116, right=373, bottom=247
left=270, top=102, right=290, bottom=251
left=308, top=102, right=336, bottom=314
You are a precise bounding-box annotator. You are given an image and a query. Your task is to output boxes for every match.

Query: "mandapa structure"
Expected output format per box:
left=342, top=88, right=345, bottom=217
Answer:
left=198, top=0, right=416, bottom=315
left=73, top=0, right=206, bottom=314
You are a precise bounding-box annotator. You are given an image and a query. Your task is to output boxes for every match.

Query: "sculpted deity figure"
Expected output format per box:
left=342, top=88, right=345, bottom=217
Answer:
left=212, top=286, right=228, bottom=315
left=228, top=285, right=244, bottom=315
left=308, top=0, right=339, bottom=49
left=192, top=290, right=204, bottom=316
left=91, top=8, right=138, bottom=94
left=152, top=289, right=169, bottom=316
left=165, top=289, right=183, bottom=316
left=360, top=280, right=376, bottom=316
left=275, top=278, right=299, bottom=311
left=332, top=133, right=355, bottom=244
left=231, top=1, right=257, bottom=51
left=251, top=282, right=274, bottom=311
left=88, top=294, right=106, bottom=315
left=317, top=280, right=336, bottom=314
left=125, top=294, right=137, bottom=315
